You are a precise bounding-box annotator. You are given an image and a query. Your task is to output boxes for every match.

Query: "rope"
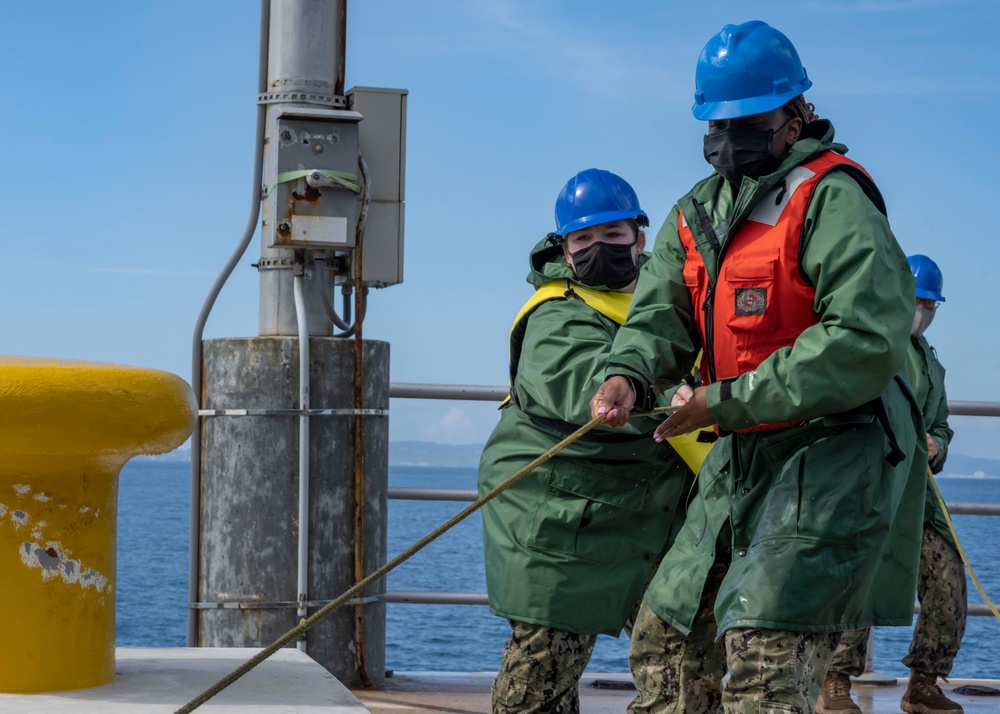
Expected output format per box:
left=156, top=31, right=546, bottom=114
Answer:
left=174, top=404, right=679, bottom=713
left=927, top=466, right=1000, bottom=621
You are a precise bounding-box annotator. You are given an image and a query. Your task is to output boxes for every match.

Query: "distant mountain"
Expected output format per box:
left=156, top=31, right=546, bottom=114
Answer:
left=940, top=453, right=1000, bottom=479
left=133, top=442, right=486, bottom=468
left=133, top=448, right=192, bottom=463
left=389, top=441, right=484, bottom=468
left=131, top=446, right=1000, bottom=477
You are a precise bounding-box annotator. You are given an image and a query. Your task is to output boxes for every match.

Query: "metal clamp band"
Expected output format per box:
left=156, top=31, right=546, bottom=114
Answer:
left=257, top=91, right=346, bottom=108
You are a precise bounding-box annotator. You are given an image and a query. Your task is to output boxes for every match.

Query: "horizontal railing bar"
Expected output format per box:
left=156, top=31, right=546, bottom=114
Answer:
left=966, top=604, right=996, bottom=617
left=390, top=383, right=507, bottom=401
left=388, top=487, right=478, bottom=502
left=949, top=401, right=1000, bottom=417
left=387, top=485, right=1000, bottom=517
left=947, top=502, right=1000, bottom=516
left=387, top=385, right=1000, bottom=419
left=383, top=591, right=489, bottom=605
left=379, top=591, right=996, bottom=616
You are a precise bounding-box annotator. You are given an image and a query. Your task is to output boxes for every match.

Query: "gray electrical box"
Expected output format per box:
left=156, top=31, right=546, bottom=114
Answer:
left=347, top=86, right=407, bottom=287
left=265, top=107, right=364, bottom=249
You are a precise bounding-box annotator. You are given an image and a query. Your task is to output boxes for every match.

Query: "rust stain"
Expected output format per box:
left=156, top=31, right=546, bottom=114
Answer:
left=291, top=186, right=322, bottom=204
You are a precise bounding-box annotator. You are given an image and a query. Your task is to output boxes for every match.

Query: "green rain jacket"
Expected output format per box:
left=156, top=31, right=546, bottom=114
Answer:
left=907, top=334, right=956, bottom=547
left=605, top=120, right=928, bottom=636
left=478, top=237, right=695, bottom=636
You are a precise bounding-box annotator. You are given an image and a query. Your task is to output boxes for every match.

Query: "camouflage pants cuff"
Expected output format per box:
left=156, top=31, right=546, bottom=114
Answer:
left=827, top=627, right=870, bottom=678
left=901, top=526, right=968, bottom=677
left=627, top=560, right=728, bottom=714
left=492, top=620, right=597, bottom=714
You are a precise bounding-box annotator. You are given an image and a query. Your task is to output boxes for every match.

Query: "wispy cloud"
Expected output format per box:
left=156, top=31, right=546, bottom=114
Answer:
left=807, top=0, right=964, bottom=12
left=467, top=0, right=684, bottom=104
left=91, top=267, right=215, bottom=277
left=419, top=405, right=494, bottom=444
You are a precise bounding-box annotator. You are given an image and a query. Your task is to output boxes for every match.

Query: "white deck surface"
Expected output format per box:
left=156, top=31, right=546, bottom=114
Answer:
left=0, top=647, right=368, bottom=713
left=353, top=672, right=1000, bottom=714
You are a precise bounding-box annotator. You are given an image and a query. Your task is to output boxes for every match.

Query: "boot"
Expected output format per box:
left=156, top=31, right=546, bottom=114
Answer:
left=901, top=670, right=964, bottom=714
left=815, top=672, right=861, bottom=713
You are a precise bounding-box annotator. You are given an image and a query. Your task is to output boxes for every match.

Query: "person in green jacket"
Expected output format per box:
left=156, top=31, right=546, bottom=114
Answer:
left=819, top=254, right=964, bottom=714
left=479, top=169, right=699, bottom=714
left=590, top=22, right=927, bottom=714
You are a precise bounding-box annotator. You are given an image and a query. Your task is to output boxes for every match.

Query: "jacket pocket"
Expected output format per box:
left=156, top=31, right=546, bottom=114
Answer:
left=526, top=460, right=649, bottom=564
left=723, top=252, right=781, bottom=334
left=756, top=418, right=883, bottom=546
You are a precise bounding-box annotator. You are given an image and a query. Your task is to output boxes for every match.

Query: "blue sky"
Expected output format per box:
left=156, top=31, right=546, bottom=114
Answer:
left=3, top=1, right=1000, bottom=458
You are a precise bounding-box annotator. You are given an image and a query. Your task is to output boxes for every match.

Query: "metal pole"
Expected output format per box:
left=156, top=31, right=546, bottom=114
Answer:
left=187, top=0, right=271, bottom=647
left=293, top=271, right=311, bottom=652
left=258, top=0, right=344, bottom=336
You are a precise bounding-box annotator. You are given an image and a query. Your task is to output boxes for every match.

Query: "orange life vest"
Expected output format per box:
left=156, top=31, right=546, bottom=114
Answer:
left=678, top=151, right=877, bottom=432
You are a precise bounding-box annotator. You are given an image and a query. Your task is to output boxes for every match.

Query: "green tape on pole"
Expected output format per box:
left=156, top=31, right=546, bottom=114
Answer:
left=266, top=169, right=360, bottom=196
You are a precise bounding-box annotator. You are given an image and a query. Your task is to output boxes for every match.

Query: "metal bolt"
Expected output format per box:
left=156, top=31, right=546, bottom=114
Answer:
left=280, top=130, right=292, bottom=142
left=277, top=222, right=291, bottom=234
left=312, top=143, right=323, bottom=154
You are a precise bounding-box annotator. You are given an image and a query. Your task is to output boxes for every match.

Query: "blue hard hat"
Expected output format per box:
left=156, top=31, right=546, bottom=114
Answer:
left=908, top=254, right=945, bottom=302
left=693, top=21, right=813, bottom=121
left=553, top=169, right=648, bottom=237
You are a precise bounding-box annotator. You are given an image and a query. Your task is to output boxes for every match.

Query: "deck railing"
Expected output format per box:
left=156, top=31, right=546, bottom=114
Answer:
left=383, top=383, right=1000, bottom=618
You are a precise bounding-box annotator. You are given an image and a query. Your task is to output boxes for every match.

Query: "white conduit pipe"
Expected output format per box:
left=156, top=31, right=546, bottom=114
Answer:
left=292, top=272, right=310, bottom=652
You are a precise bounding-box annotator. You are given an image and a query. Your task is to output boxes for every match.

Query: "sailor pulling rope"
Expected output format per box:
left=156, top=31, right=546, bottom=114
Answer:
left=174, top=404, right=679, bottom=713
left=174, top=411, right=999, bottom=713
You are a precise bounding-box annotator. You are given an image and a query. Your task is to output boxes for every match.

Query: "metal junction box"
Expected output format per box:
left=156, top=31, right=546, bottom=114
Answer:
left=266, top=107, right=363, bottom=249
left=347, top=86, right=407, bottom=288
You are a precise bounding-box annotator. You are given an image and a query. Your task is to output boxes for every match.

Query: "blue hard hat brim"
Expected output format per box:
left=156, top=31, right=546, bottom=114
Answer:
left=554, top=208, right=649, bottom=237
left=692, top=79, right=812, bottom=121
left=915, top=287, right=946, bottom=303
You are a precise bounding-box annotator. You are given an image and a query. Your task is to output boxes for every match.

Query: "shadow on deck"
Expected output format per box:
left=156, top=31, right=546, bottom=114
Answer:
left=353, top=672, right=1000, bottom=713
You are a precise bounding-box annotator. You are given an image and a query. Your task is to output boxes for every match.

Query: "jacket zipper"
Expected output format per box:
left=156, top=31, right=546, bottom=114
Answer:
left=702, top=282, right=718, bottom=384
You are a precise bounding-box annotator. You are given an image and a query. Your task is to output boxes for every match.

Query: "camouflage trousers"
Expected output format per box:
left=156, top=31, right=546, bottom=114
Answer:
left=826, top=626, right=869, bottom=678
left=492, top=621, right=598, bottom=714
left=827, top=525, right=967, bottom=678
left=629, top=557, right=840, bottom=714
left=904, top=525, right=967, bottom=676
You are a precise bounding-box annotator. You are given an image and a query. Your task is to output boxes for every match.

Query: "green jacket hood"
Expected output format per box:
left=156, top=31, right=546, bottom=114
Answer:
left=525, top=234, right=650, bottom=289
left=782, top=118, right=847, bottom=170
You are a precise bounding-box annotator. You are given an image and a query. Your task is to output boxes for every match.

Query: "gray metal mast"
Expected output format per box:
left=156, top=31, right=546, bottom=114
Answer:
left=258, top=0, right=344, bottom=336
left=190, top=0, right=406, bottom=688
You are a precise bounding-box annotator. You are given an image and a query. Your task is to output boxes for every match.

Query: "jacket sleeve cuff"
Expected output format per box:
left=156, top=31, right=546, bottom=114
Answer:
left=705, top=378, right=757, bottom=431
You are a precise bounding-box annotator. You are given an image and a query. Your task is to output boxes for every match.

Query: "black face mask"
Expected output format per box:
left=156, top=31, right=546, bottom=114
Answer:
left=703, top=125, right=784, bottom=186
left=569, top=240, right=639, bottom=290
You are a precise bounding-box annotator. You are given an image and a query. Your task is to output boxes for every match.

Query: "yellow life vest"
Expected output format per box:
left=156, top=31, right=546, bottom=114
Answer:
left=506, top=279, right=712, bottom=474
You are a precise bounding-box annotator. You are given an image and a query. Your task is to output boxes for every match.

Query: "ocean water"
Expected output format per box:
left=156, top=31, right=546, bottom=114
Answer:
left=117, top=460, right=1000, bottom=679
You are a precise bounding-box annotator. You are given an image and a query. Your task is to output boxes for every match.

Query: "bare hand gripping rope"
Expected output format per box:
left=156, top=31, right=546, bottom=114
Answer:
left=174, top=404, right=679, bottom=713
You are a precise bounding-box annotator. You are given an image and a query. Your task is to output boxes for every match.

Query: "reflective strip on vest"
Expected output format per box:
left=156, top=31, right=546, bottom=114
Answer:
left=503, top=280, right=633, bottom=407
left=505, top=280, right=714, bottom=474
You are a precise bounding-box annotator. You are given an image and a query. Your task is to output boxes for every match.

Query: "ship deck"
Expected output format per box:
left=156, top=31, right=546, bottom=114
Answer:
left=0, top=647, right=367, bottom=713
left=2, top=650, right=997, bottom=712
left=353, top=672, right=1000, bottom=713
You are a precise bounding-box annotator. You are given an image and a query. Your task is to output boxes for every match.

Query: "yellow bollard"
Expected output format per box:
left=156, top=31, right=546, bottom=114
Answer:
left=0, top=357, right=196, bottom=693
